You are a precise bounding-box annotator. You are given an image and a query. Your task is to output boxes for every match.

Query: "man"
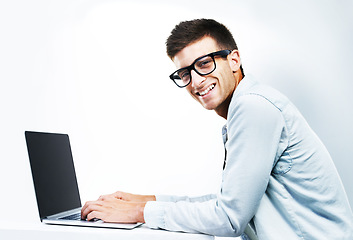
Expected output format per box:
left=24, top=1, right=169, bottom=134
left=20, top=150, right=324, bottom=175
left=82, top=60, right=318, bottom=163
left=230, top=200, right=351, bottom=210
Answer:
left=81, top=19, right=353, bottom=239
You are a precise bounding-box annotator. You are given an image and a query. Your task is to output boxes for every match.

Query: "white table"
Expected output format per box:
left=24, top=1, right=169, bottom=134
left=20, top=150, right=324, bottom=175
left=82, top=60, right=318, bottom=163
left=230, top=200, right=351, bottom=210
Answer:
left=0, top=221, right=214, bottom=240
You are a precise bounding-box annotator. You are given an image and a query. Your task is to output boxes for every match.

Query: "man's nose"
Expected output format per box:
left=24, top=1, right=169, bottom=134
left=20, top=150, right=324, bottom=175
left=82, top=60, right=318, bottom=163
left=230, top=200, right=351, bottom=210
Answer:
left=190, top=70, right=206, bottom=88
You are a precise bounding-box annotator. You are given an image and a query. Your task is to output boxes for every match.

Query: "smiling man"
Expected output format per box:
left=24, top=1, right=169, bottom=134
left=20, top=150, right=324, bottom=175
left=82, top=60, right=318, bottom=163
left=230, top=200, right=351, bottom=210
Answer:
left=81, top=19, right=353, bottom=239
left=170, top=37, right=240, bottom=118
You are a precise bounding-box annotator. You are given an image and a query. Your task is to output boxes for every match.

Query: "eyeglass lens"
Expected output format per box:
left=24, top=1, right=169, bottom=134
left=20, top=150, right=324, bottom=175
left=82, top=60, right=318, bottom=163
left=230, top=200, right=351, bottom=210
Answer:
left=172, top=55, right=216, bottom=87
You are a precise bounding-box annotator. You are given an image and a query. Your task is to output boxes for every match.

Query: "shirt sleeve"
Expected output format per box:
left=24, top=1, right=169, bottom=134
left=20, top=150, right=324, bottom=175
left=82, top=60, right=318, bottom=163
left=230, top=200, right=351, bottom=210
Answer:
left=144, top=94, right=286, bottom=237
left=156, top=194, right=217, bottom=203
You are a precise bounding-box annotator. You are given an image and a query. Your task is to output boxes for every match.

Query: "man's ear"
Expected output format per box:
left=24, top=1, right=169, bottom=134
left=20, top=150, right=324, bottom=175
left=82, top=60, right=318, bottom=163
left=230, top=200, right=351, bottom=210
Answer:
left=228, top=50, right=241, bottom=73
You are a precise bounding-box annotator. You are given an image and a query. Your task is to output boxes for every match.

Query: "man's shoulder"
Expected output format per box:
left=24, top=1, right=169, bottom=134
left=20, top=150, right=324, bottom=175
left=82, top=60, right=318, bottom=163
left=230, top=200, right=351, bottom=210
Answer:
left=230, top=76, right=290, bottom=115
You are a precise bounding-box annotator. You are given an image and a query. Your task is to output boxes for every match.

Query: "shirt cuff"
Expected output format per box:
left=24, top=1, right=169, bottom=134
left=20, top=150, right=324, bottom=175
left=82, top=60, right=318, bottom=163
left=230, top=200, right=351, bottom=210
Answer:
left=155, top=195, right=178, bottom=202
left=144, top=201, right=171, bottom=229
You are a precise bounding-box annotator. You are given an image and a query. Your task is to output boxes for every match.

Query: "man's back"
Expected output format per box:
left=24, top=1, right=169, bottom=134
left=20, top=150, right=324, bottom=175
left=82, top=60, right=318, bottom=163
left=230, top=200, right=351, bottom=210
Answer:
left=228, top=75, right=353, bottom=239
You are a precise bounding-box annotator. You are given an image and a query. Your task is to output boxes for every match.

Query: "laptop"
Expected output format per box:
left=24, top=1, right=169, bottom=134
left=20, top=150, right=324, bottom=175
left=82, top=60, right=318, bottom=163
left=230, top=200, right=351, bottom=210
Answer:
left=25, top=131, right=142, bottom=229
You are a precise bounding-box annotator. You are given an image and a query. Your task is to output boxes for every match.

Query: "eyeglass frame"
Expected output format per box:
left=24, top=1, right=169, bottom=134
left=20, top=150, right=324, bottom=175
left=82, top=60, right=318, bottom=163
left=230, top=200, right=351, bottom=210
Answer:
left=169, top=49, right=232, bottom=88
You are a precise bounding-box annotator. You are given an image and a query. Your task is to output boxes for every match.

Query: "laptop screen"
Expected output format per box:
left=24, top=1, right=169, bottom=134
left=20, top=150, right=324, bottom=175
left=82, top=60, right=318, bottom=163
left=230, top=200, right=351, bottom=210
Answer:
left=25, top=131, right=81, bottom=219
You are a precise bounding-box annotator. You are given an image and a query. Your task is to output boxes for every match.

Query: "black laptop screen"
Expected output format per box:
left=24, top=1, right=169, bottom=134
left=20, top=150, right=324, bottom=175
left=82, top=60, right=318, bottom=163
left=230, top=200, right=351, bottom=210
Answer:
left=25, top=131, right=81, bottom=219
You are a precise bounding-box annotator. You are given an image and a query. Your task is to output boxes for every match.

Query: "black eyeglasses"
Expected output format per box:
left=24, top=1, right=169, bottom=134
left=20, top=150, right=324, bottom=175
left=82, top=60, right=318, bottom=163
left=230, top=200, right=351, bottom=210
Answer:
left=169, top=50, right=231, bottom=88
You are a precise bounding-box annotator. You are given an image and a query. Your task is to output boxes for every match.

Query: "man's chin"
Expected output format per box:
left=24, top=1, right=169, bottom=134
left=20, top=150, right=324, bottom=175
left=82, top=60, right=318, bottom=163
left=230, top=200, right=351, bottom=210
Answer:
left=200, top=102, right=217, bottom=111
left=194, top=96, right=218, bottom=110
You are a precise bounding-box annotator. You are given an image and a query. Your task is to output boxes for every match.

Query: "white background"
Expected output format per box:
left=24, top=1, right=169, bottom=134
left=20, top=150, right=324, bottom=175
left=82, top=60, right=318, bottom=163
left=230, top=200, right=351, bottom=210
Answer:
left=1, top=0, right=352, bottom=233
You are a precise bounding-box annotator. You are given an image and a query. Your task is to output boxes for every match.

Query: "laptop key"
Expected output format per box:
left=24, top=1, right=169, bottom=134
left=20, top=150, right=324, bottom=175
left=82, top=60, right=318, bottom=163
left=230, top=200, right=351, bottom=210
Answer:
left=80, top=217, right=100, bottom=222
left=89, top=218, right=100, bottom=222
left=60, top=213, right=81, bottom=220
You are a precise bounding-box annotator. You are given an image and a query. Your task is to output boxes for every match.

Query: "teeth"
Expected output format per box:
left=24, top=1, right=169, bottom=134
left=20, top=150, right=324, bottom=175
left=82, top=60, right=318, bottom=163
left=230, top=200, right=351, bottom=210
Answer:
left=199, top=84, right=215, bottom=96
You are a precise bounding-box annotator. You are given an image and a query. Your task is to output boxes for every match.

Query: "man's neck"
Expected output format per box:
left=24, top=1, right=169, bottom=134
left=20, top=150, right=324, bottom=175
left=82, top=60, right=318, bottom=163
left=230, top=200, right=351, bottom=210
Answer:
left=215, top=73, right=244, bottom=120
left=215, top=97, right=232, bottom=119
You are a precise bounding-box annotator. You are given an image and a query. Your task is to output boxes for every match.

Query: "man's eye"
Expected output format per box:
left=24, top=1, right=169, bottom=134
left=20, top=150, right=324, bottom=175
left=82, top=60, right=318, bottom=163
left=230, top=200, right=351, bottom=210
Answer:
left=180, top=71, right=190, bottom=79
left=201, top=60, right=212, bottom=66
left=197, top=58, right=213, bottom=69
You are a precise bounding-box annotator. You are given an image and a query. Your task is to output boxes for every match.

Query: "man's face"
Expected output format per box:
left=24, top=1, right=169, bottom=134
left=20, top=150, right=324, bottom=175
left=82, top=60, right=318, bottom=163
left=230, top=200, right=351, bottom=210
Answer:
left=172, top=36, right=242, bottom=118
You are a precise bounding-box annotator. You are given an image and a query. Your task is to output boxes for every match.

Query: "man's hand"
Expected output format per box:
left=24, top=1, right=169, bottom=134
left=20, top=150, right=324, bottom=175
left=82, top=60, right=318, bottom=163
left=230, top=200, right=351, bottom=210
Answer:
left=99, top=191, right=156, bottom=203
left=81, top=191, right=156, bottom=223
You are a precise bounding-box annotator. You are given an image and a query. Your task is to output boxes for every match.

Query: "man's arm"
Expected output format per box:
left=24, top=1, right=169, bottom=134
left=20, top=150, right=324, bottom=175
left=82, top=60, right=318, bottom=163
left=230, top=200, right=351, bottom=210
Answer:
left=144, top=94, right=286, bottom=236
left=81, top=191, right=216, bottom=222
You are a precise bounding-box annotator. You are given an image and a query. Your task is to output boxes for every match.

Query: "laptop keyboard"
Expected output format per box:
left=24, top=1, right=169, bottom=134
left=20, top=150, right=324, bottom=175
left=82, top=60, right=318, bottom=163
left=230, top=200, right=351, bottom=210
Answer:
left=60, top=212, right=81, bottom=220
left=60, top=213, right=100, bottom=222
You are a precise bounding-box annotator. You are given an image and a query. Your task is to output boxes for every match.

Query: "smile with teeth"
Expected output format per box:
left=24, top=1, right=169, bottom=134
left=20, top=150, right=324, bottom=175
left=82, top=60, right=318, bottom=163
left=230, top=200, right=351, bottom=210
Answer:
left=198, top=84, right=215, bottom=96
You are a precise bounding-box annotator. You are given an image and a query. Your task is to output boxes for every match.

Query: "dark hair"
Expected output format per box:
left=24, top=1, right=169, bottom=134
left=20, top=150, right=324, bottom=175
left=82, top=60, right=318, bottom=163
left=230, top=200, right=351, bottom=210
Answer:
left=166, top=18, right=244, bottom=75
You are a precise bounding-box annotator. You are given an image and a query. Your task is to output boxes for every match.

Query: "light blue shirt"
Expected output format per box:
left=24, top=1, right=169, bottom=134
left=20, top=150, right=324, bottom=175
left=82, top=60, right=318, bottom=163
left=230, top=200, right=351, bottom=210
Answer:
left=144, top=75, right=353, bottom=239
